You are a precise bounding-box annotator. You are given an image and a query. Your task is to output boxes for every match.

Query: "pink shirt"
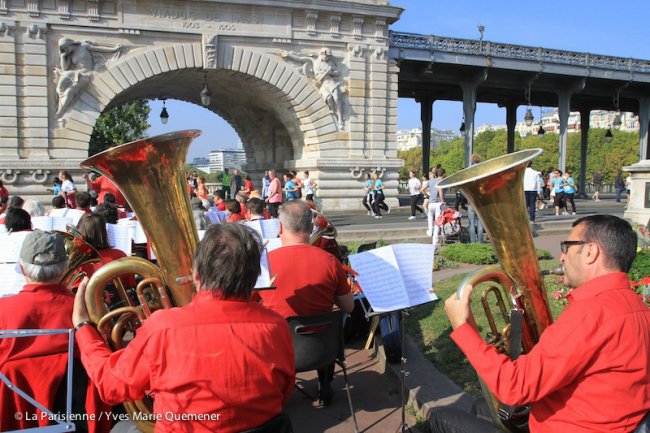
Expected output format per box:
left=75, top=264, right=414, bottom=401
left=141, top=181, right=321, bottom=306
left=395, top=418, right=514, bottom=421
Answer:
left=268, top=177, right=282, bottom=204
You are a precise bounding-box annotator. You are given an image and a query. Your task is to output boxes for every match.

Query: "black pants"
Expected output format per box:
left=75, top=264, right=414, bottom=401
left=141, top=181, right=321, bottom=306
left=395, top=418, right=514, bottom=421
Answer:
left=362, top=194, right=373, bottom=212
left=564, top=192, right=576, bottom=213
left=410, top=194, right=424, bottom=216
left=317, top=363, right=334, bottom=394
left=268, top=202, right=280, bottom=218
left=525, top=191, right=537, bottom=221
left=372, top=193, right=388, bottom=216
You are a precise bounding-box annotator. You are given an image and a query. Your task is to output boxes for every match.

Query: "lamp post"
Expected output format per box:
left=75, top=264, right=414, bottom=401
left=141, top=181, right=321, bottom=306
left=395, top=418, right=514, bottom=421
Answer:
left=200, top=72, right=211, bottom=107
left=160, top=99, right=169, bottom=124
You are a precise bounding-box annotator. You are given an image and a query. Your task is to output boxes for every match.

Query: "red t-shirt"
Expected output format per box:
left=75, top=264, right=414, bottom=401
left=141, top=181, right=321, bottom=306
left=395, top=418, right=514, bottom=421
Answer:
left=90, top=177, right=126, bottom=207
left=262, top=244, right=351, bottom=318
left=0, top=284, right=74, bottom=365
left=76, top=293, right=295, bottom=433
left=228, top=213, right=244, bottom=223
left=452, top=272, right=650, bottom=433
left=239, top=202, right=248, bottom=220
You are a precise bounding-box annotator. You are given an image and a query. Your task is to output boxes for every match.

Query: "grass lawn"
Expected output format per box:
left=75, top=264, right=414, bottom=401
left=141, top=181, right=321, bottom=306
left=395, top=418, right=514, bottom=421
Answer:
left=407, top=259, right=567, bottom=397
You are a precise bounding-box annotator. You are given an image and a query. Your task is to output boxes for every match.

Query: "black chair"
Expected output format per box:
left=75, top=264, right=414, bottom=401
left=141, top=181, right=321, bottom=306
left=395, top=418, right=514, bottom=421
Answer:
left=286, top=310, right=359, bottom=433
left=356, top=241, right=377, bottom=253
left=239, top=413, right=293, bottom=433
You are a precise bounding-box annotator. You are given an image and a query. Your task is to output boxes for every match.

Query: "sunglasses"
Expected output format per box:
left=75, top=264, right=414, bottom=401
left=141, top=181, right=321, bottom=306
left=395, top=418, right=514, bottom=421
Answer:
left=560, top=240, right=591, bottom=254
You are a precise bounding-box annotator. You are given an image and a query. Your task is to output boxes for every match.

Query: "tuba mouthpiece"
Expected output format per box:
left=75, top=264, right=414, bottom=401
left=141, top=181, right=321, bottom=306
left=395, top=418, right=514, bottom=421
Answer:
left=541, top=265, right=564, bottom=276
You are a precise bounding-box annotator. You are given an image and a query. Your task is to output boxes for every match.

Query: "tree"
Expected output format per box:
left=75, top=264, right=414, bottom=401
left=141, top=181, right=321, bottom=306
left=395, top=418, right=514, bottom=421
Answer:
left=88, top=100, right=150, bottom=156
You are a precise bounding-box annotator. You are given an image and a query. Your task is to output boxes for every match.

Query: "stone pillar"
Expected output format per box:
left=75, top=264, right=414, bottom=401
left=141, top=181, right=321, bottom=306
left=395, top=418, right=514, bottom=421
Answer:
left=346, top=44, right=368, bottom=159
left=557, top=90, right=572, bottom=172
left=638, top=97, right=650, bottom=160
left=460, top=70, right=487, bottom=167
left=505, top=102, right=517, bottom=154
left=0, top=20, right=18, bottom=159
left=578, top=108, right=590, bottom=198
left=419, top=97, right=433, bottom=175
left=17, top=22, right=49, bottom=159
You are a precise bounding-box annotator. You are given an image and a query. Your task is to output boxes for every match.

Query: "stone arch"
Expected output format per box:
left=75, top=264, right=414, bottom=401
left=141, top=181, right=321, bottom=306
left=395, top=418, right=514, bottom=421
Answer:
left=51, top=42, right=339, bottom=162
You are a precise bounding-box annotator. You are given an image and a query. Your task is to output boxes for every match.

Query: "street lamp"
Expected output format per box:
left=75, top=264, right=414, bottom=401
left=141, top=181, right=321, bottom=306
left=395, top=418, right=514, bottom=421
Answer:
left=605, top=126, right=613, bottom=143
left=524, top=108, right=534, bottom=127
left=612, top=112, right=622, bottom=130
left=200, top=72, right=211, bottom=107
left=160, top=99, right=169, bottom=124
left=459, top=118, right=466, bottom=136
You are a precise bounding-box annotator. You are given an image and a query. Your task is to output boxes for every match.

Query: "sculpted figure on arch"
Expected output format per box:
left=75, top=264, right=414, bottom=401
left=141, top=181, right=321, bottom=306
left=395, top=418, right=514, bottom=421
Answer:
left=280, top=47, right=346, bottom=129
left=54, top=37, right=123, bottom=118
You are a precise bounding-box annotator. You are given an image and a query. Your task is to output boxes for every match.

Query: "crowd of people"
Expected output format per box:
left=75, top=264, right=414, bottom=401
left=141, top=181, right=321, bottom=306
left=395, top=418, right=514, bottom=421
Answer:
left=1, top=161, right=649, bottom=433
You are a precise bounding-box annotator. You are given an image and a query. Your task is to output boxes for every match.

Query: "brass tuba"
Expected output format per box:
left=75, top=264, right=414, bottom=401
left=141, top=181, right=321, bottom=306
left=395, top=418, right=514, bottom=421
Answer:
left=437, top=149, right=554, bottom=432
left=81, top=130, right=202, bottom=433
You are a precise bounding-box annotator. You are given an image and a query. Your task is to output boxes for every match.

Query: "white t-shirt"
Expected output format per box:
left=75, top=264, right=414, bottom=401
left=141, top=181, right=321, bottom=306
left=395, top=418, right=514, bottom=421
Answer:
left=304, top=177, right=314, bottom=195
left=61, top=179, right=76, bottom=194
left=408, top=177, right=421, bottom=196
left=523, top=167, right=540, bottom=192
left=429, top=178, right=442, bottom=202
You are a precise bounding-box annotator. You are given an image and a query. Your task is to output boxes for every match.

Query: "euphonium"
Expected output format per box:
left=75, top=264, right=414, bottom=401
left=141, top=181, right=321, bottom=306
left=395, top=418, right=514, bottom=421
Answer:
left=437, top=149, right=554, bottom=432
left=80, top=130, right=201, bottom=433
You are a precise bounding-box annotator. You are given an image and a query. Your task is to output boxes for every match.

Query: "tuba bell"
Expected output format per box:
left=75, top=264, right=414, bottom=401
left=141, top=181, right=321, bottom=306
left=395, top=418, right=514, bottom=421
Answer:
left=80, top=130, right=202, bottom=433
left=437, top=149, right=554, bottom=432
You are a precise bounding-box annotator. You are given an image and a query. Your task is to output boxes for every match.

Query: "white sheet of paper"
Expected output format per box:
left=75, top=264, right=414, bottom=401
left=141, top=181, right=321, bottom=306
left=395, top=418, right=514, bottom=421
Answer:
left=65, top=209, right=86, bottom=227
left=392, top=243, right=438, bottom=304
left=31, top=216, right=53, bottom=231
left=48, top=208, right=69, bottom=218
left=132, top=221, right=148, bottom=244
left=106, top=223, right=133, bottom=255
left=348, top=246, right=409, bottom=312
left=264, top=238, right=283, bottom=252
left=197, top=230, right=206, bottom=241
left=348, top=243, right=438, bottom=312
left=52, top=216, right=73, bottom=232
left=0, top=264, right=23, bottom=297
left=254, top=249, right=273, bottom=289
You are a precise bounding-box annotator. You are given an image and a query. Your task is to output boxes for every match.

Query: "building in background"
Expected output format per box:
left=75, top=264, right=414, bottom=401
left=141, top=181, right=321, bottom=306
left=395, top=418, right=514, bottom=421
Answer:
left=190, top=157, right=211, bottom=173
left=396, top=128, right=457, bottom=151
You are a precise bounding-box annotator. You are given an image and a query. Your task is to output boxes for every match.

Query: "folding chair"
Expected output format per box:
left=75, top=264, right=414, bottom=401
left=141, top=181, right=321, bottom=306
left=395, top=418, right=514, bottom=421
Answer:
left=286, top=311, right=359, bottom=433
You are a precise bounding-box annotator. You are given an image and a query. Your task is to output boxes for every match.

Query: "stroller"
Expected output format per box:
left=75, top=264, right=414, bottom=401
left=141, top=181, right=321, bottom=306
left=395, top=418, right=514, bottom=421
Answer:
left=435, top=207, right=463, bottom=243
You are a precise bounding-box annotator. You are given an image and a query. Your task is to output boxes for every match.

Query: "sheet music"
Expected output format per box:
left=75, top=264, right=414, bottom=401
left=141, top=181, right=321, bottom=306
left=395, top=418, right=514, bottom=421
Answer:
left=207, top=207, right=227, bottom=224
left=31, top=216, right=53, bottom=231
left=348, top=246, right=409, bottom=312
left=197, top=230, right=206, bottom=241
left=254, top=248, right=274, bottom=289
left=52, top=217, right=72, bottom=232
left=132, top=221, right=148, bottom=244
left=0, top=264, right=23, bottom=297
left=392, top=243, right=438, bottom=305
left=48, top=208, right=69, bottom=218
left=65, top=209, right=86, bottom=227
left=244, top=219, right=280, bottom=239
left=264, top=238, right=283, bottom=252
left=106, top=223, right=133, bottom=255
left=348, top=243, right=438, bottom=312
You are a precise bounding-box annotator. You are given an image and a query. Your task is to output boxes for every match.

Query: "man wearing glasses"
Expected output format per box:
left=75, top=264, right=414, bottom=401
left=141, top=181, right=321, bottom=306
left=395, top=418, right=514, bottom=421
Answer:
left=441, top=214, right=650, bottom=433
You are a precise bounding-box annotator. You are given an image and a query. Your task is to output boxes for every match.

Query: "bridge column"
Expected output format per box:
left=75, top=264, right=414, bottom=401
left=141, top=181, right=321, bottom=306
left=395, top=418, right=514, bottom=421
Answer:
left=505, top=103, right=517, bottom=154
left=557, top=90, right=572, bottom=172
left=460, top=71, right=487, bottom=167
left=638, top=97, right=650, bottom=160
left=578, top=108, right=591, bottom=198
left=418, top=97, right=434, bottom=175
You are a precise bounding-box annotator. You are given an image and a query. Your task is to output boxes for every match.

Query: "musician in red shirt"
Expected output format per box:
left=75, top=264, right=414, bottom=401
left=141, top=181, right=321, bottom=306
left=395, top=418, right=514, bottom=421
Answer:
left=84, top=173, right=126, bottom=207
left=260, top=200, right=354, bottom=407
left=72, top=223, right=295, bottom=432
left=441, top=215, right=650, bottom=433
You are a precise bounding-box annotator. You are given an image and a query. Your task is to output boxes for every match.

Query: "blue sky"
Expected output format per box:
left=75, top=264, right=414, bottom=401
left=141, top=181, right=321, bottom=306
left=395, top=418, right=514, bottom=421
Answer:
left=146, top=0, right=650, bottom=161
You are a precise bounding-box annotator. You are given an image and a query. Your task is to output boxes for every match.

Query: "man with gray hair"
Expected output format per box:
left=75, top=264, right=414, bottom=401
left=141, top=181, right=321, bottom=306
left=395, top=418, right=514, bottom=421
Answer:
left=259, top=200, right=354, bottom=407
left=0, top=230, right=74, bottom=429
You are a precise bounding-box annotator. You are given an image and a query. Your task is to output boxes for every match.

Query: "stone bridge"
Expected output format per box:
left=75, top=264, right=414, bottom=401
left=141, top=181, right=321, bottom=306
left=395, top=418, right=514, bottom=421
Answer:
left=0, top=0, right=403, bottom=210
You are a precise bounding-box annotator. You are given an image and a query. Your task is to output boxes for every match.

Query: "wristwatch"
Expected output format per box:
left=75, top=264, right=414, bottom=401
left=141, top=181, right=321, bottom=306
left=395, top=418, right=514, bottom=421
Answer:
left=74, top=320, right=96, bottom=331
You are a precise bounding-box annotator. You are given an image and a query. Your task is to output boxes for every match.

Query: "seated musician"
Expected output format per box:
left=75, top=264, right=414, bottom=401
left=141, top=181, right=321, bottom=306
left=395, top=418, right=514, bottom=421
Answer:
left=0, top=230, right=110, bottom=433
left=258, top=200, right=354, bottom=407
left=76, top=214, right=136, bottom=295
left=72, top=223, right=296, bottom=432
left=246, top=197, right=268, bottom=221
left=440, top=215, right=650, bottom=433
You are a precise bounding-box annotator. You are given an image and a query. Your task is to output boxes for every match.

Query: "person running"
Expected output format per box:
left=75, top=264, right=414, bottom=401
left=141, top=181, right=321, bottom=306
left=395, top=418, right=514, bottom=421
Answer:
left=563, top=170, right=577, bottom=215
left=361, top=173, right=375, bottom=216
left=371, top=172, right=389, bottom=219
left=407, top=170, right=425, bottom=220
left=553, top=169, right=566, bottom=216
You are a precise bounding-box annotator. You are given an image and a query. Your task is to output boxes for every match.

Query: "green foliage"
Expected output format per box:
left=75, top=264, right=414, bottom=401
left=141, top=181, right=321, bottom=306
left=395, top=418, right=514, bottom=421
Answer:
left=88, top=100, right=150, bottom=156
left=628, top=251, right=650, bottom=282
left=399, top=128, right=639, bottom=184
left=439, top=243, right=498, bottom=265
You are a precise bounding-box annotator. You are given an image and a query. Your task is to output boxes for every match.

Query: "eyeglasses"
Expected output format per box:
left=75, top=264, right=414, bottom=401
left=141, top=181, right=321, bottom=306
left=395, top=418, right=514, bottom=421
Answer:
left=560, top=240, right=590, bottom=254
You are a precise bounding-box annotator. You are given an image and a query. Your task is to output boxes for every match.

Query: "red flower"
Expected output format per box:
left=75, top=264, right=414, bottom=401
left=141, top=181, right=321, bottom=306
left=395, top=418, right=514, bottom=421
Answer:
left=641, top=226, right=646, bottom=236
left=554, top=290, right=564, bottom=300
left=641, top=276, right=650, bottom=286
left=630, top=279, right=640, bottom=288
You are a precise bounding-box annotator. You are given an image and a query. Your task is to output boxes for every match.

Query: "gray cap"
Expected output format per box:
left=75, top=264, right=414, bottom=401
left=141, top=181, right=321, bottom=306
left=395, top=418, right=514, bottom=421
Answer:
left=19, top=230, right=67, bottom=265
